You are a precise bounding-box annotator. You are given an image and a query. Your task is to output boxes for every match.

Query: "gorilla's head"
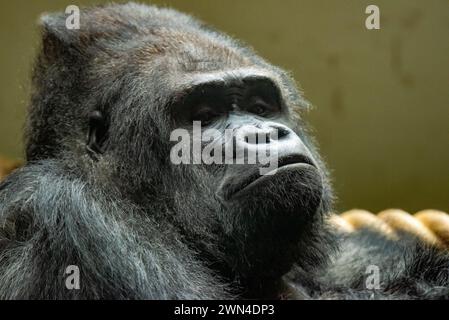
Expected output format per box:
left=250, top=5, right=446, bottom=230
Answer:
left=27, top=3, right=334, bottom=293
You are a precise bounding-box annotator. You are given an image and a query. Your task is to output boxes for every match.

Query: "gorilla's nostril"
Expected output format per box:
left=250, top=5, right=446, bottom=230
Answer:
left=275, top=126, right=289, bottom=139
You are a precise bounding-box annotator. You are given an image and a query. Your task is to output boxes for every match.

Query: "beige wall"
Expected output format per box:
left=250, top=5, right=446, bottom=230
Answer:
left=0, top=0, right=448, bottom=212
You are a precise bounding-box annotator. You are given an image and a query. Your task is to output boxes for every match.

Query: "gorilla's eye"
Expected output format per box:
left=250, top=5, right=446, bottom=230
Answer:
left=249, top=103, right=269, bottom=116
left=247, top=97, right=278, bottom=117
left=192, top=105, right=222, bottom=126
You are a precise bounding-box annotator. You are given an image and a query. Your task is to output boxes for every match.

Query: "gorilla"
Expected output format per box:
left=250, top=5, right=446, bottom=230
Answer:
left=0, top=3, right=448, bottom=299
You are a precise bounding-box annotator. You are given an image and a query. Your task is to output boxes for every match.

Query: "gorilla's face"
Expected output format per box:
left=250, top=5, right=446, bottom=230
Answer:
left=87, top=35, right=332, bottom=283
left=161, top=70, right=329, bottom=280
left=169, top=72, right=323, bottom=217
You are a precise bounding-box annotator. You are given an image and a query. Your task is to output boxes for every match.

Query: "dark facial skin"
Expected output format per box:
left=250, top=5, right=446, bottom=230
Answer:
left=171, top=76, right=319, bottom=200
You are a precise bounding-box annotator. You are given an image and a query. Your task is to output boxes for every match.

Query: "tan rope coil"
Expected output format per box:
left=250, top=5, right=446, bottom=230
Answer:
left=331, top=209, right=449, bottom=250
left=0, top=156, right=21, bottom=180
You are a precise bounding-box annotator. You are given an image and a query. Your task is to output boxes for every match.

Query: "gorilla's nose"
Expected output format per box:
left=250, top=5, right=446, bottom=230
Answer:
left=233, top=123, right=316, bottom=167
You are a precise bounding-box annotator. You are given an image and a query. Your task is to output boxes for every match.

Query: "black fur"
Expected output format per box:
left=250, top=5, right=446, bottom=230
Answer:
left=0, top=3, right=447, bottom=299
left=288, top=230, right=449, bottom=299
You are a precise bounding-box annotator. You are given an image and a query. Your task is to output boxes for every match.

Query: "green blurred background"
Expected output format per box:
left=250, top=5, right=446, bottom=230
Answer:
left=0, top=0, right=448, bottom=213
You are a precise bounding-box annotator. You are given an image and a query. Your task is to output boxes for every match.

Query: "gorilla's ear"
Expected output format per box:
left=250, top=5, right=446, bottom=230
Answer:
left=86, top=111, right=109, bottom=158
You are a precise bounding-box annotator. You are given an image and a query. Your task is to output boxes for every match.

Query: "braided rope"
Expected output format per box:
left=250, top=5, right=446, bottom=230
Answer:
left=330, top=209, right=449, bottom=250
left=0, top=157, right=21, bottom=180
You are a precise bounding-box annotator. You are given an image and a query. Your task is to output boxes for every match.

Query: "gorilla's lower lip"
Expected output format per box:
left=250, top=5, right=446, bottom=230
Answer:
left=226, top=163, right=316, bottom=200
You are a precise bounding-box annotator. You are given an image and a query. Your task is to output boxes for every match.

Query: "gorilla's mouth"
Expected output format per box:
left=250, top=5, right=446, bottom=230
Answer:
left=221, top=155, right=316, bottom=201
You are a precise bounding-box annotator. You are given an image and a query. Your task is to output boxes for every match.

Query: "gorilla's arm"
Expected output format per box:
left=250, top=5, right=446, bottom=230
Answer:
left=0, top=161, right=230, bottom=299
left=289, top=230, right=449, bottom=299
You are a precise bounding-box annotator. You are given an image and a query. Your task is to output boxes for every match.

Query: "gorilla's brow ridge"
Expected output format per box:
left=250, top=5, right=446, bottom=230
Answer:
left=171, top=70, right=283, bottom=103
